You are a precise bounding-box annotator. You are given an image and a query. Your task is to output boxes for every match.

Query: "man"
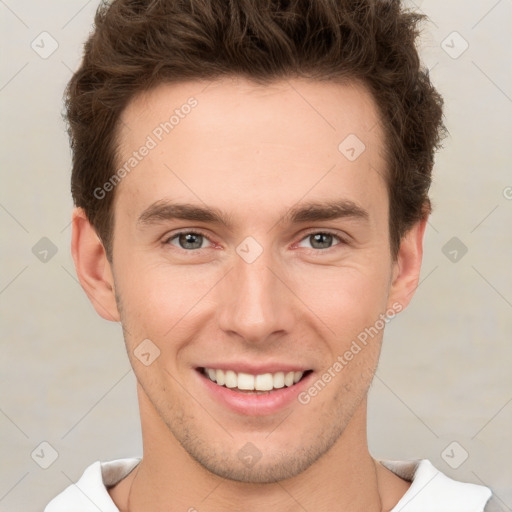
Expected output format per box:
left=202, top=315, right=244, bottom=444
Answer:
left=45, top=0, right=494, bottom=510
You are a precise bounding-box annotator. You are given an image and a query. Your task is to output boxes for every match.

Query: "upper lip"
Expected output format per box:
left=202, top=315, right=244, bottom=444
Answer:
left=196, top=362, right=312, bottom=374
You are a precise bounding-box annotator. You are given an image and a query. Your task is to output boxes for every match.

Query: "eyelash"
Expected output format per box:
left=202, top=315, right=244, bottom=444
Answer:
left=163, top=229, right=347, bottom=252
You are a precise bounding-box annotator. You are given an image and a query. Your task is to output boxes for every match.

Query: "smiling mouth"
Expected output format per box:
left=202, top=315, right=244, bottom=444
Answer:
left=199, top=367, right=313, bottom=394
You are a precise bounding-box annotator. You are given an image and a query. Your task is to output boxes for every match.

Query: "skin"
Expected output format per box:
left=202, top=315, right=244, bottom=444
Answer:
left=72, top=77, right=427, bottom=511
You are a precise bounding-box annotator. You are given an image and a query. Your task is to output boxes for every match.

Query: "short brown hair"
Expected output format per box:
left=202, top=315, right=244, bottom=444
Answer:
left=65, top=0, right=446, bottom=258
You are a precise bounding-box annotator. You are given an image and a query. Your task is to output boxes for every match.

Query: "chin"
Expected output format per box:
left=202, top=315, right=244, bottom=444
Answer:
left=192, top=451, right=317, bottom=484
left=180, top=426, right=345, bottom=484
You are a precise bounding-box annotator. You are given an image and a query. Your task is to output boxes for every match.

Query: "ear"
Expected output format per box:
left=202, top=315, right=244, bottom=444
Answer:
left=71, top=208, right=120, bottom=322
left=387, top=217, right=428, bottom=312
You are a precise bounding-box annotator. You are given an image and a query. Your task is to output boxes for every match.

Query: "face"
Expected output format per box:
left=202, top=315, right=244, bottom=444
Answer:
left=79, top=77, right=420, bottom=483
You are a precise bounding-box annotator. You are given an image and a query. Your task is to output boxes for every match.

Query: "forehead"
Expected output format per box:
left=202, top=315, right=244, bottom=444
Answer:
left=119, top=76, right=385, bottom=151
left=114, top=77, right=388, bottom=222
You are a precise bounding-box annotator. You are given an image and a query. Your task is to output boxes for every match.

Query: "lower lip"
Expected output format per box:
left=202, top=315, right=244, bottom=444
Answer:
left=197, top=370, right=313, bottom=416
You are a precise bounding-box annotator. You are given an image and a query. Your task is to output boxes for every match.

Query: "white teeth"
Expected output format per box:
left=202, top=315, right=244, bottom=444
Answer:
left=224, top=370, right=237, bottom=388
left=237, top=372, right=255, bottom=390
left=284, top=371, right=294, bottom=386
left=255, top=373, right=273, bottom=391
left=273, top=372, right=285, bottom=389
left=204, top=368, right=305, bottom=391
left=215, top=369, right=225, bottom=386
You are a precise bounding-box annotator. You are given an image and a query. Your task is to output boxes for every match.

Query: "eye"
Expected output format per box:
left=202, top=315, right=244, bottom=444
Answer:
left=165, top=231, right=213, bottom=250
left=297, top=231, right=344, bottom=250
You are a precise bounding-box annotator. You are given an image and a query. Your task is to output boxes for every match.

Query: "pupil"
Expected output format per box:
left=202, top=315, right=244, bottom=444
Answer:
left=180, top=233, right=202, bottom=249
left=311, top=233, right=332, bottom=249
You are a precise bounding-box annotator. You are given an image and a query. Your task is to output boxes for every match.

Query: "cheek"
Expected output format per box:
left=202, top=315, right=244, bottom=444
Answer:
left=289, top=259, right=392, bottom=337
left=114, top=258, right=222, bottom=342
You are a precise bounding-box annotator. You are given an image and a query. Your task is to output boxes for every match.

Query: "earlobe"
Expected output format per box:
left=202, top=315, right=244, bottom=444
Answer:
left=71, top=208, right=120, bottom=322
left=387, top=217, right=428, bottom=312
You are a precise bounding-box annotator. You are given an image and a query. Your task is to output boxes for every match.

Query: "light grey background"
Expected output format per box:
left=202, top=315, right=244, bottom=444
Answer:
left=0, top=1, right=511, bottom=510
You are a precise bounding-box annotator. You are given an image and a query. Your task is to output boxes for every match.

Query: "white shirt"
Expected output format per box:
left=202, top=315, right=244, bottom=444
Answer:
left=44, top=458, right=493, bottom=511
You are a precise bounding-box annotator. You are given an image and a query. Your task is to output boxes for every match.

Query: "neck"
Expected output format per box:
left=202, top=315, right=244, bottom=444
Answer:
left=112, top=385, right=408, bottom=512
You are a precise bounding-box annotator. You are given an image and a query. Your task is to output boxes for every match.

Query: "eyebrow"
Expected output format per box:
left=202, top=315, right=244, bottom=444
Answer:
left=137, top=198, right=369, bottom=229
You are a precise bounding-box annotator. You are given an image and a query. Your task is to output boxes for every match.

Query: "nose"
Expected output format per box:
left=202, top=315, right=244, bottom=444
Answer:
left=216, top=248, right=297, bottom=345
